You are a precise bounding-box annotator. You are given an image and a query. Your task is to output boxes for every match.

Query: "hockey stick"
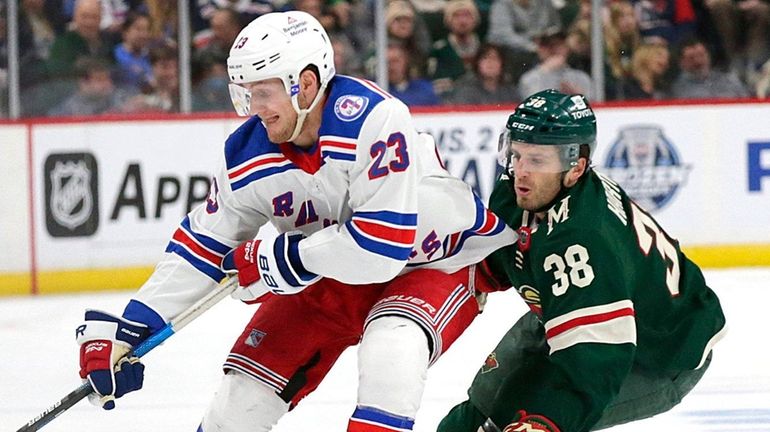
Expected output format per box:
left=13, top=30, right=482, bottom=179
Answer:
left=15, top=276, right=240, bottom=432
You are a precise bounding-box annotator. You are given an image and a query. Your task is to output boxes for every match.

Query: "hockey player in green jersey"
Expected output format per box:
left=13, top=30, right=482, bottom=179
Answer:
left=437, top=89, right=727, bottom=432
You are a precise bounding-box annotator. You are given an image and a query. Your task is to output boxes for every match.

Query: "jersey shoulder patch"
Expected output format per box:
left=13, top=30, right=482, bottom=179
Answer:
left=319, top=76, right=392, bottom=163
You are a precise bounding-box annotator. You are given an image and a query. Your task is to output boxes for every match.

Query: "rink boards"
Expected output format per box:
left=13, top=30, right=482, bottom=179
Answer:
left=1, top=101, right=769, bottom=295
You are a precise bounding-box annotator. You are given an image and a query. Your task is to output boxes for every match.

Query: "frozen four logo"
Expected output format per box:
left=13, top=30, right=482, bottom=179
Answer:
left=334, top=95, right=369, bottom=122
left=603, top=125, right=690, bottom=211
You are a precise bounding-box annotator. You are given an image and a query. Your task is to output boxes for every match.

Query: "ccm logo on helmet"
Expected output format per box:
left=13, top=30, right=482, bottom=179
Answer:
left=511, top=122, right=534, bottom=131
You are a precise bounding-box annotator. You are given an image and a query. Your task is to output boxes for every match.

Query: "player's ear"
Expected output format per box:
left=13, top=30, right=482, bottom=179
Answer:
left=564, top=157, right=587, bottom=187
left=298, top=69, right=319, bottom=107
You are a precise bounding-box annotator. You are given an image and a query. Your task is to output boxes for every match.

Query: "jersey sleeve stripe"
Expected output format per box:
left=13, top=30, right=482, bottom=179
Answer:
left=349, top=406, right=415, bottom=432
left=346, top=220, right=414, bottom=261
left=350, top=219, right=417, bottom=246
left=353, top=210, right=418, bottom=226
left=544, top=300, right=636, bottom=354
left=170, top=229, right=224, bottom=266
left=164, top=242, right=225, bottom=281
left=180, top=217, right=231, bottom=254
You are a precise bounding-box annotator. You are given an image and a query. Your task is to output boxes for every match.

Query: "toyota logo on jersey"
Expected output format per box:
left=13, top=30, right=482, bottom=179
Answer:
left=334, top=95, right=368, bottom=122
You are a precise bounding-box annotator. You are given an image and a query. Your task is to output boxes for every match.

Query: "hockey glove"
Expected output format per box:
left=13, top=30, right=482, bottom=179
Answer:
left=255, top=232, right=321, bottom=295
left=500, top=410, right=561, bottom=432
left=221, top=237, right=272, bottom=304
left=76, top=310, right=149, bottom=410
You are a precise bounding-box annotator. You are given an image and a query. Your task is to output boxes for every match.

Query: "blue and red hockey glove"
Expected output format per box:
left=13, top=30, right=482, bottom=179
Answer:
left=221, top=232, right=321, bottom=302
left=76, top=310, right=149, bottom=410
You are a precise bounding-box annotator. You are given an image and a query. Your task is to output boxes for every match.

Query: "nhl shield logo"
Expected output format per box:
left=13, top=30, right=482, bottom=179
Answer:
left=50, top=161, right=93, bottom=230
left=603, top=125, right=690, bottom=211
left=44, top=153, right=99, bottom=237
left=334, top=95, right=368, bottom=122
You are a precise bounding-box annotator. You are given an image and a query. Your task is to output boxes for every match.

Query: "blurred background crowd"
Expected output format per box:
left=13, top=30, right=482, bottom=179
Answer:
left=0, top=0, right=768, bottom=118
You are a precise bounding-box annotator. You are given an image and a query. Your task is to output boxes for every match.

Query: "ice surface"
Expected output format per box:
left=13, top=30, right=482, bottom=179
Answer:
left=2, top=268, right=768, bottom=432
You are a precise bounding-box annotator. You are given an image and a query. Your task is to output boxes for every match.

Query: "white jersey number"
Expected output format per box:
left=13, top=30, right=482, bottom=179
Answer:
left=544, top=244, right=595, bottom=296
left=630, top=201, right=681, bottom=296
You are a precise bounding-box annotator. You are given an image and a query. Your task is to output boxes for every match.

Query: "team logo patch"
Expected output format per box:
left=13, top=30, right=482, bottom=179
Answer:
left=481, top=352, right=499, bottom=374
left=517, top=284, right=542, bottom=315
left=603, top=125, right=690, bottom=211
left=245, top=329, right=267, bottom=348
left=44, top=152, right=99, bottom=237
left=334, top=95, right=368, bottom=121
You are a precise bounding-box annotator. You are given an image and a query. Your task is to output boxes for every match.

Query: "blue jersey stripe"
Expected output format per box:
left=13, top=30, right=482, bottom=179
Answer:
left=231, top=164, right=298, bottom=191
left=321, top=151, right=356, bottom=161
left=180, top=217, right=231, bottom=255
left=353, top=210, right=418, bottom=227
left=347, top=221, right=413, bottom=260
left=351, top=406, right=414, bottom=429
left=165, top=242, right=225, bottom=282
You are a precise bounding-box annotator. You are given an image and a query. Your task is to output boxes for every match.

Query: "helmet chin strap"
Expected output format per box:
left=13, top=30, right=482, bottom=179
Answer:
left=287, top=82, right=329, bottom=143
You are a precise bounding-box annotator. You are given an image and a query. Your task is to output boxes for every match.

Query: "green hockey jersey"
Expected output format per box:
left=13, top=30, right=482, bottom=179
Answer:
left=484, top=169, right=727, bottom=431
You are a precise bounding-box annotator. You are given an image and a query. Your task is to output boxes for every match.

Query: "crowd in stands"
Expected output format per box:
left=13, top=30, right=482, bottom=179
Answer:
left=0, top=0, right=768, bottom=117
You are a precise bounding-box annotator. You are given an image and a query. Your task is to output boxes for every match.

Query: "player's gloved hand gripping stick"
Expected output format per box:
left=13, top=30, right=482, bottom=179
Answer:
left=15, top=276, right=240, bottom=432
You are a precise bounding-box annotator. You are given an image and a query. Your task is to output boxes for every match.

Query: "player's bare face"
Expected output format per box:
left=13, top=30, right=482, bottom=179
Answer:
left=509, top=144, right=565, bottom=211
left=244, top=79, right=297, bottom=143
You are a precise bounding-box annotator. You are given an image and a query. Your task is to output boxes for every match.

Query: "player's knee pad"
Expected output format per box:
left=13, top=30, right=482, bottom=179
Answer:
left=199, top=370, right=289, bottom=432
left=357, top=316, right=430, bottom=418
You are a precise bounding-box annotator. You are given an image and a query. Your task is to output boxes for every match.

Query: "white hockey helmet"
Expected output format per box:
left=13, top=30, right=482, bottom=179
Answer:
left=227, top=11, right=335, bottom=140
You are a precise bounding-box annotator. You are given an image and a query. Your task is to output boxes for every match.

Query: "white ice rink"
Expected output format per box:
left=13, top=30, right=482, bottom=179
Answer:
left=3, top=267, right=769, bottom=432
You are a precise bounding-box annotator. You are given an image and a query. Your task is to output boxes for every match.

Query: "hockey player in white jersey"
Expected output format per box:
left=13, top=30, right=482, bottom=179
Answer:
left=75, top=11, right=516, bottom=432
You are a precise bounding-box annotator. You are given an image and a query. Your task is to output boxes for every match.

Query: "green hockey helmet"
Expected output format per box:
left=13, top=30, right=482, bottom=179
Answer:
left=499, top=89, right=596, bottom=173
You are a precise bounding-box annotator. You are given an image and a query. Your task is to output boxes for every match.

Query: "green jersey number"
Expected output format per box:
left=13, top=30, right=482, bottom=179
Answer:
left=544, top=244, right=596, bottom=296
left=630, top=201, right=681, bottom=296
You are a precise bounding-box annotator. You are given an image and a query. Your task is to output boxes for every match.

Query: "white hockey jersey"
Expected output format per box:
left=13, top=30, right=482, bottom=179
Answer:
left=124, top=75, right=516, bottom=329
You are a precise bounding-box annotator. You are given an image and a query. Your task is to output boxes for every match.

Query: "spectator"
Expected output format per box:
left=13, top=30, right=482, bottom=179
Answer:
left=565, top=17, right=591, bottom=73
left=191, top=51, right=231, bottom=112
left=125, top=44, right=180, bottom=112
left=632, top=0, right=697, bottom=46
left=385, top=0, right=432, bottom=73
left=194, top=8, right=245, bottom=61
left=47, top=0, right=114, bottom=78
left=100, top=0, right=131, bottom=34
left=145, top=0, right=179, bottom=46
left=48, top=57, right=131, bottom=116
left=485, top=0, right=561, bottom=71
left=193, top=0, right=274, bottom=33
left=411, top=0, right=449, bottom=41
left=755, top=58, right=770, bottom=98
left=331, top=34, right=363, bottom=76
left=387, top=43, right=441, bottom=106
left=19, top=0, right=58, bottom=62
left=671, top=38, right=750, bottom=99
left=293, top=0, right=339, bottom=31
left=446, top=43, right=518, bottom=105
left=427, top=0, right=481, bottom=95
left=113, top=12, right=153, bottom=90
left=605, top=0, right=641, bottom=84
left=701, top=0, right=770, bottom=78
left=618, top=41, right=671, bottom=99
left=517, top=27, right=593, bottom=99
